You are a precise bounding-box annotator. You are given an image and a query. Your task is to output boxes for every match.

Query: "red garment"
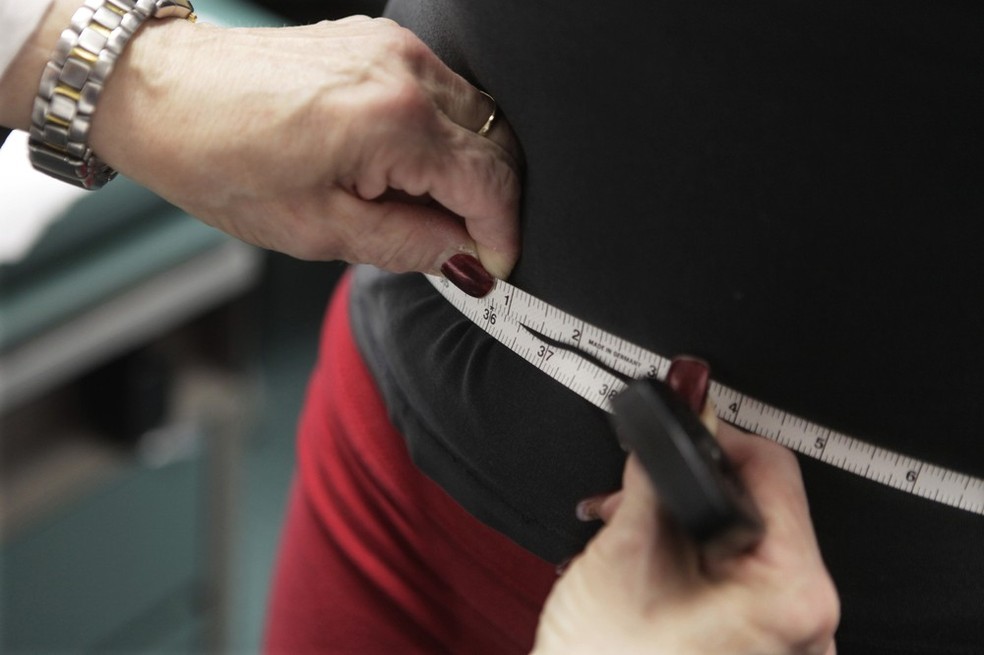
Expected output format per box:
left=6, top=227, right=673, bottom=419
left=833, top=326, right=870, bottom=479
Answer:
left=264, top=273, right=557, bottom=654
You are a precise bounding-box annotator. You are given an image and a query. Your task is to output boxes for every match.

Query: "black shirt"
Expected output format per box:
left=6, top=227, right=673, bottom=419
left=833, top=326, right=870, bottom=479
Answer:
left=351, top=1, right=984, bottom=652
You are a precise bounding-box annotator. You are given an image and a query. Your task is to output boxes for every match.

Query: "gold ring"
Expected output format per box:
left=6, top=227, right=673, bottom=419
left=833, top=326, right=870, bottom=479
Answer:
left=476, top=91, right=497, bottom=137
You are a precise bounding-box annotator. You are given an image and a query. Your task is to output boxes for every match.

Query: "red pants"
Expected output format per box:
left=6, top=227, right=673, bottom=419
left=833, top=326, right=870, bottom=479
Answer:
left=264, top=273, right=557, bottom=654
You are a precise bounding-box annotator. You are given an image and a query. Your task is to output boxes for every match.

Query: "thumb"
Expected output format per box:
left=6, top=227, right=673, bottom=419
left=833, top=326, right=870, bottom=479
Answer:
left=600, top=456, right=699, bottom=585
left=328, top=191, right=486, bottom=275
left=411, top=118, right=522, bottom=279
left=609, top=455, right=660, bottom=532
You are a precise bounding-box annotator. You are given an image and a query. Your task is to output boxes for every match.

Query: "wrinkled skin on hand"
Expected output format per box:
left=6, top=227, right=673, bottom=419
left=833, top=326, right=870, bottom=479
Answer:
left=86, top=14, right=521, bottom=277
left=534, top=418, right=840, bottom=655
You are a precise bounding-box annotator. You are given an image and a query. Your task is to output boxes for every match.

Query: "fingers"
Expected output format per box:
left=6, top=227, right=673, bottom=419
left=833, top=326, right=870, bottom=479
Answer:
left=433, top=121, right=522, bottom=278
left=439, top=83, right=522, bottom=165
left=378, top=112, right=521, bottom=278
left=321, top=190, right=490, bottom=274
left=93, top=15, right=521, bottom=279
left=409, top=92, right=520, bottom=278
left=410, top=41, right=522, bottom=163
left=345, top=72, right=521, bottom=276
left=713, top=423, right=820, bottom=553
left=594, top=456, right=701, bottom=587
left=705, top=420, right=840, bottom=651
left=392, top=29, right=523, bottom=277
left=461, top=116, right=524, bottom=279
left=710, top=422, right=840, bottom=649
left=278, top=17, right=522, bottom=278
left=575, top=490, right=622, bottom=524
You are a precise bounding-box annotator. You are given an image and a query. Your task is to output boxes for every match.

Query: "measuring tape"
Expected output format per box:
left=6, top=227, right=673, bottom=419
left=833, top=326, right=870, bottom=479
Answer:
left=426, top=274, right=984, bottom=517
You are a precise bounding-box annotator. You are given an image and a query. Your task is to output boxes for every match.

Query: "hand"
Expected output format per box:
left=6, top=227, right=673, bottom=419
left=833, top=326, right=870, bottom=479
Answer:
left=2, top=2, right=521, bottom=278
left=533, top=420, right=840, bottom=655
left=97, top=15, right=520, bottom=277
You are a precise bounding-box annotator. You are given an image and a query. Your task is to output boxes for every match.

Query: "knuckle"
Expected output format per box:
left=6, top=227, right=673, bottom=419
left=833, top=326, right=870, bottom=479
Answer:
left=812, top=577, right=841, bottom=641
left=375, top=20, right=424, bottom=59
left=437, top=143, right=520, bottom=224
left=770, top=575, right=840, bottom=652
left=481, top=149, right=522, bottom=208
left=370, top=79, right=434, bottom=135
left=496, top=153, right=522, bottom=200
left=591, top=523, right=649, bottom=563
left=772, top=443, right=801, bottom=469
left=377, top=23, right=438, bottom=81
left=387, top=76, right=432, bottom=116
left=331, top=71, right=432, bottom=138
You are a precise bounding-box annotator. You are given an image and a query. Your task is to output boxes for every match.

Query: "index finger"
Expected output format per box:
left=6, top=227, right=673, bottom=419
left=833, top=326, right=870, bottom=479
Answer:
left=407, top=44, right=524, bottom=277
left=599, top=455, right=702, bottom=587
left=424, top=118, right=522, bottom=278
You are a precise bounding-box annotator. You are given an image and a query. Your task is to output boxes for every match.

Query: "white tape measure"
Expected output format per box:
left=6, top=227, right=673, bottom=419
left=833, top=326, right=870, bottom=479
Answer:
left=426, top=274, right=984, bottom=517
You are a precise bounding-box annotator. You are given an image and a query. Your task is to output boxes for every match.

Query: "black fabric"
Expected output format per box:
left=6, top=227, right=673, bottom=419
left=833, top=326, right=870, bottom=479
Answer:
left=1, top=128, right=11, bottom=147
left=351, top=1, right=984, bottom=651
left=249, top=0, right=386, bottom=24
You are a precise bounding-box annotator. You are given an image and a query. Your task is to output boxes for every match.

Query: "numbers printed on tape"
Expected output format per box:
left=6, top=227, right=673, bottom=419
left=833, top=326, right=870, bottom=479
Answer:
left=427, top=274, right=984, bottom=517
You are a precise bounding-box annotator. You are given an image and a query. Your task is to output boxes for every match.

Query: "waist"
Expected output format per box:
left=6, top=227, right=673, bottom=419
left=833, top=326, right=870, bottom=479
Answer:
left=350, top=264, right=983, bottom=551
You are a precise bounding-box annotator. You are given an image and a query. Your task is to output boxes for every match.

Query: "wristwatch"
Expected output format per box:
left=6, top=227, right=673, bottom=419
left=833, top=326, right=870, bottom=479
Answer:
left=29, top=0, right=196, bottom=189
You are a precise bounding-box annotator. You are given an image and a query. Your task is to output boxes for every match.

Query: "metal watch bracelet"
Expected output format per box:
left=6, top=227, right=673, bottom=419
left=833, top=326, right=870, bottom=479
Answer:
left=29, top=0, right=196, bottom=189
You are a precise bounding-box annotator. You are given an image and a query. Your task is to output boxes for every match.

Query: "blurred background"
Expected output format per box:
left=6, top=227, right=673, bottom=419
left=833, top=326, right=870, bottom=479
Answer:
left=0, top=1, right=387, bottom=652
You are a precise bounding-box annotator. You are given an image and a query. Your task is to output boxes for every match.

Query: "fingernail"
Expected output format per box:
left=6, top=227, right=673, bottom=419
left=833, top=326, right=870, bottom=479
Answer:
left=575, top=496, right=605, bottom=522
left=441, top=253, right=495, bottom=298
left=665, top=356, right=710, bottom=414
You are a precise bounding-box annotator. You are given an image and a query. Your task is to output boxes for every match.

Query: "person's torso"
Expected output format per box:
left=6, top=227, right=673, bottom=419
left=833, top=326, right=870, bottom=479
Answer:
left=351, top=2, right=984, bottom=651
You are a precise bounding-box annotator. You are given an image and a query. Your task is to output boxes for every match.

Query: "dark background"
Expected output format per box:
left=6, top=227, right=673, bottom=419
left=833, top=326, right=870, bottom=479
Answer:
left=253, top=0, right=386, bottom=23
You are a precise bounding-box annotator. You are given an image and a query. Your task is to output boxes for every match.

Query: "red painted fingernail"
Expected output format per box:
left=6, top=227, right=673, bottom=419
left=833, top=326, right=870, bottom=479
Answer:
left=441, top=253, right=495, bottom=298
left=665, top=356, right=710, bottom=414
left=575, top=496, right=605, bottom=522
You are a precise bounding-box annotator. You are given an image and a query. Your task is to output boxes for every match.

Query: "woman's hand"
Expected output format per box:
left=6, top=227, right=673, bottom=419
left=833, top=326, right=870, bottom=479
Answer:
left=3, top=1, right=520, bottom=278
left=533, top=403, right=840, bottom=654
left=95, top=15, right=520, bottom=277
